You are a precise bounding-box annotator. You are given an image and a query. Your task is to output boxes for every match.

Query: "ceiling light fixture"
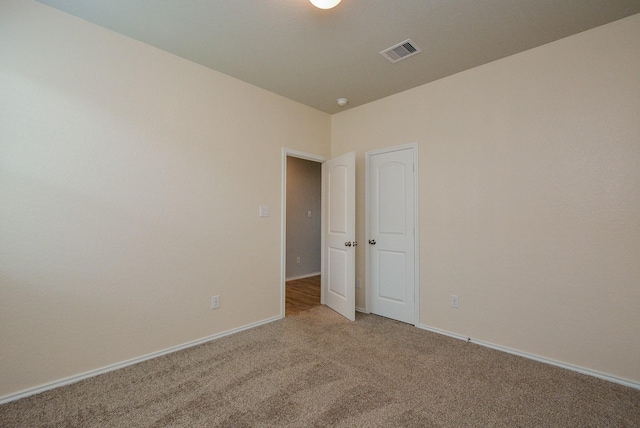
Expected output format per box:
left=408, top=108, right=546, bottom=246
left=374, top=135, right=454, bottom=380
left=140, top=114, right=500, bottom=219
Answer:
left=310, top=0, right=342, bottom=9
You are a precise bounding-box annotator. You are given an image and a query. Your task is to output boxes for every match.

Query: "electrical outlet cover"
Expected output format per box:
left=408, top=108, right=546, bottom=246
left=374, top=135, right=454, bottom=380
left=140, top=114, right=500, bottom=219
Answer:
left=451, top=295, right=459, bottom=308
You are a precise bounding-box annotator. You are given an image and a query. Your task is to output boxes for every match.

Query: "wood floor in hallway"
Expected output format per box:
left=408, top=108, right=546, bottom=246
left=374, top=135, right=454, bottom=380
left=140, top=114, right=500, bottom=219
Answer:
left=285, top=275, right=321, bottom=317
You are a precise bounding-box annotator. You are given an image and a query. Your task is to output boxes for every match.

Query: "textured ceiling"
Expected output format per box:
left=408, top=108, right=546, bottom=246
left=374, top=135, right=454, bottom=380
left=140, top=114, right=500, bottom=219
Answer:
left=36, top=0, right=640, bottom=114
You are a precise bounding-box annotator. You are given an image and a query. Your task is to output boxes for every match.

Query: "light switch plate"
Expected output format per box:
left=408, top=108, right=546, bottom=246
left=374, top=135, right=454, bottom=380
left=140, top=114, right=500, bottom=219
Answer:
left=259, top=205, right=270, bottom=217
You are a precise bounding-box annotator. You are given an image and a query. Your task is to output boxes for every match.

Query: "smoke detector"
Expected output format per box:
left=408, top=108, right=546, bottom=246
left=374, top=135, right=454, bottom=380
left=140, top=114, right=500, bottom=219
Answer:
left=380, top=39, right=422, bottom=63
left=337, top=98, right=348, bottom=107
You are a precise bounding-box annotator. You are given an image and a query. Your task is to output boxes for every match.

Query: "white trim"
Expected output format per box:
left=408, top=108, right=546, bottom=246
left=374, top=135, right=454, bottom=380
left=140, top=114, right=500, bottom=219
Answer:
left=365, top=153, right=371, bottom=314
left=417, top=323, right=640, bottom=391
left=285, top=272, right=321, bottom=282
left=355, top=306, right=368, bottom=313
left=282, top=148, right=328, bottom=163
left=412, top=144, right=420, bottom=326
left=0, top=315, right=282, bottom=405
left=281, top=148, right=328, bottom=318
left=365, top=142, right=420, bottom=325
left=417, top=324, right=470, bottom=341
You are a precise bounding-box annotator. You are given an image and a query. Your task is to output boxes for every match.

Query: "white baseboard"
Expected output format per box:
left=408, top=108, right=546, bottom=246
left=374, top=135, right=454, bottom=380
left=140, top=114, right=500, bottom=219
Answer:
left=6, top=316, right=635, bottom=405
left=285, top=272, right=321, bottom=282
left=0, top=315, right=282, bottom=405
left=355, top=306, right=367, bottom=313
left=417, top=323, right=640, bottom=390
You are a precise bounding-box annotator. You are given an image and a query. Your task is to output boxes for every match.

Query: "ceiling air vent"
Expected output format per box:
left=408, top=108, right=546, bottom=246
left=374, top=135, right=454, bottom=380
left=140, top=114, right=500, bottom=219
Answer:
left=380, top=39, right=422, bottom=63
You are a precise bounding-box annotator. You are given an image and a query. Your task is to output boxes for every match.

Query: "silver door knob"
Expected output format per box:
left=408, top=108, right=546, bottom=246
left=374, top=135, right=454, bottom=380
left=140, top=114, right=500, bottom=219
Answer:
left=369, top=239, right=376, bottom=245
left=345, top=241, right=352, bottom=247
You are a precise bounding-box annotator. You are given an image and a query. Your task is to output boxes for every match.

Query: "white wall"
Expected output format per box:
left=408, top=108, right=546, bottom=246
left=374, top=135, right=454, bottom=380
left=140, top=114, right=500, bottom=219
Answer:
left=0, top=0, right=331, bottom=398
left=332, top=15, right=640, bottom=384
left=286, top=157, right=321, bottom=280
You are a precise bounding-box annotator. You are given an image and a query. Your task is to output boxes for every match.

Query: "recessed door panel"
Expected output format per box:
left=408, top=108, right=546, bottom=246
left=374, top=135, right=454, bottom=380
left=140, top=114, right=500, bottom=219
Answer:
left=378, top=250, right=406, bottom=302
left=378, top=163, right=406, bottom=235
left=328, top=247, right=347, bottom=298
left=328, top=166, right=348, bottom=234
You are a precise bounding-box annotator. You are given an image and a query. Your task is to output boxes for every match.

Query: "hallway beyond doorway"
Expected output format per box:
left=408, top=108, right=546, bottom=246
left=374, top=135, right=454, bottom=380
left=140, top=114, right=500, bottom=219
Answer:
left=285, top=275, right=321, bottom=316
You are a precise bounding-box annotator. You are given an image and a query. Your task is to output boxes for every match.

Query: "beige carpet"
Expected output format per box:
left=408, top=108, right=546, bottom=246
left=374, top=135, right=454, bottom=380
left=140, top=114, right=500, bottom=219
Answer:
left=1, top=306, right=639, bottom=427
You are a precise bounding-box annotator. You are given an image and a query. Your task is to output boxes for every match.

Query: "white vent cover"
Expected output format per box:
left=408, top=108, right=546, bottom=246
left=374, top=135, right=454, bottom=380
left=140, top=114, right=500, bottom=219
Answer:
left=380, top=39, right=422, bottom=63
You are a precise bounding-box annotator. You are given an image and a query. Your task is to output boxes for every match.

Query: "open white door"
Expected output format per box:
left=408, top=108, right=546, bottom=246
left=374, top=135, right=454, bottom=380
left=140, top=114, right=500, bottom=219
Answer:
left=322, top=152, right=356, bottom=321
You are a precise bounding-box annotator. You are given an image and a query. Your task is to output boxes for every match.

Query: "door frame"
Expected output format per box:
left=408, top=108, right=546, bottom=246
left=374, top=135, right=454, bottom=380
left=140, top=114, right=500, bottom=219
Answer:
left=281, top=148, right=328, bottom=318
left=365, top=142, right=420, bottom=325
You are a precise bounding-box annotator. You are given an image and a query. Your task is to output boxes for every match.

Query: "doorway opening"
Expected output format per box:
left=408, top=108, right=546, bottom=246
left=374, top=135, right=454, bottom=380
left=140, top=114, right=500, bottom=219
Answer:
left=285, top=275, right=321, bottom=317
left=282, top=150, right=325, bottom=317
